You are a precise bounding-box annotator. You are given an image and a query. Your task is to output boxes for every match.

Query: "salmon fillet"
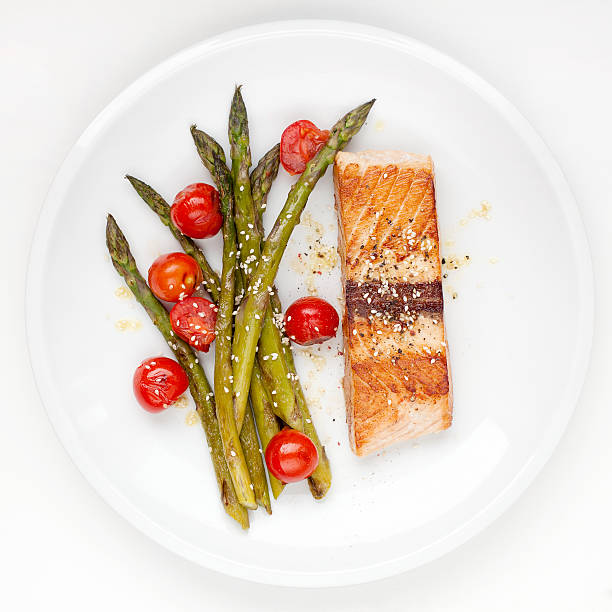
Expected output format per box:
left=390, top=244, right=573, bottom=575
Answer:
left=334, top=151, right=452, bottom=456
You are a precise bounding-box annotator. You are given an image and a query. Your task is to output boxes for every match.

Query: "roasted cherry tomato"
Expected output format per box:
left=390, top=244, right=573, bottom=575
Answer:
left=148, top=252, right=202, bottom=302
left=284, top=296, right=340, bottom=346
left=280, top=120, right=330, bottom=175
left=170, top=296, right=217, bottom=351
left=265, top=429, right=319, bottom=483
left=171, top=183, right=222, bottom=239
left=133, top=357, right=189, bottom=413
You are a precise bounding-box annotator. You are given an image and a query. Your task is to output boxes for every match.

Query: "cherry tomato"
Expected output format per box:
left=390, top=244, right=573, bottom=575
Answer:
left=280, top=120, right=330, bottom=175
left=284, top=296, right=340, bottom=346
left=148, top=252, right=203, bottom=302
left=265, top=429, right=319, bottom=483
left=133, top=357, right=189, bottom=413
left=170, top=297, right=217, bottom=351
left=171, top=183, right=222, bottom=239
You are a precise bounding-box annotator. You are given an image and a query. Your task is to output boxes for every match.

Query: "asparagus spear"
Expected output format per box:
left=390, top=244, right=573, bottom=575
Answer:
left=188, top=128, right=275, bottom=506
left=192, top=124, right=300, bottom=432
left=125, top=176, right=220, bottom=301
left=250, top=143, right=280, bottom=236
left=240, top=395, right=274, bottom=511
left=249, top=363, right=285, bottom=499
left=226, top=87, right=306, bottom=432
left=212, top=155, right=257, bottom=509
left=252, top=146, right=331, bottom=497
left=247, top=121, right=332, bottom=498
left=105, top=214, right=249, bottom=529
left=233, top=89, right=333, bottom=497
left=231, top=99, right=375, bottom=436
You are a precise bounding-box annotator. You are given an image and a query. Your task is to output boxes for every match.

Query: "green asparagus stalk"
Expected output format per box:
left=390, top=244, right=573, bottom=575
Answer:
left=188, top=128, right=274, bottom=507
left=192, top=124, right=300, bottom=432
left=231, top=99, right=375, bottom=436
left=105, top=214, right=249, bottom=529
left=212, top=155, right=256, bottom=509
left=228, top=87, right=302, bottom=431
left=240, top=400, right=273, bottom=512
left=248, top=120, right=331, bottom=498
left=250, top=143, right=280, bottom=236
left=249, top=363, right=284, bottom=499
left=228, top=85, right=255, bottom=270
left=252, top=147, right=331, bottom=497
left=125, top=175, right=220, bottom=302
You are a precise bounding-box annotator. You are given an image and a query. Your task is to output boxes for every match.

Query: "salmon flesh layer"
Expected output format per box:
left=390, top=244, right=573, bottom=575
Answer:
left=334, top=151, right=452, bottom=456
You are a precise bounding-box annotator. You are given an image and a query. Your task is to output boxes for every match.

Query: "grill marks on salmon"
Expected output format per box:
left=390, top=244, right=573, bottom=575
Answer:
left=334, top=151, right=452, bottom=456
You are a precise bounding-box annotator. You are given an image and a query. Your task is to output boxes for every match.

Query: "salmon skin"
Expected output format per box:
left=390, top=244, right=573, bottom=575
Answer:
left=334, top=151, right=452, bottom=456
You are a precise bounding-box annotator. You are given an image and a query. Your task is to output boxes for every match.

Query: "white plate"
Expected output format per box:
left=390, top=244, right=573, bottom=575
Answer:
left=26, top=21, right=593, bottom=587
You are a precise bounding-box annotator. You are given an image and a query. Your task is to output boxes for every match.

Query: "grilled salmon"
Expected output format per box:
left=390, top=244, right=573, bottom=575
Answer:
left=334, top=151, right=452, bottom=456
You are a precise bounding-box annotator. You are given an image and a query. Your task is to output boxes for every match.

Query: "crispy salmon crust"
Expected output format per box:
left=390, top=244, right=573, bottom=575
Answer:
left=334, top=151, right=452, bottom=456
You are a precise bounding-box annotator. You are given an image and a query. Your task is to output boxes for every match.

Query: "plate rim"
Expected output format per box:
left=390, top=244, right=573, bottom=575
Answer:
left=25, top=19, right=594, bottom=587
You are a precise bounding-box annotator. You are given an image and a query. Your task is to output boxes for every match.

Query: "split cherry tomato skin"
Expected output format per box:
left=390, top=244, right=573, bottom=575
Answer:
left=133, top=357, right=189, bottom=413
left=280, top=120, right=330, bottom=175
left=265, top=429, right=319, bottom=483
left=148, top=252, right=203, bottom=302
left=284, top=296, right=340, bottom=346
left=170, top=297, right=217, bottom=352
left=171, top=183, right=222, bottom=239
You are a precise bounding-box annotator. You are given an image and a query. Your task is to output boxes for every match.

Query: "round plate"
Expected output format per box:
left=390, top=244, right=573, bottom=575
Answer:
left=26, top=21, right=593, bottom=586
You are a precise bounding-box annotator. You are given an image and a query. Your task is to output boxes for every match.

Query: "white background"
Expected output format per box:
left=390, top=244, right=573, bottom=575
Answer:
left=2, top=1, right=611, bottom=610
